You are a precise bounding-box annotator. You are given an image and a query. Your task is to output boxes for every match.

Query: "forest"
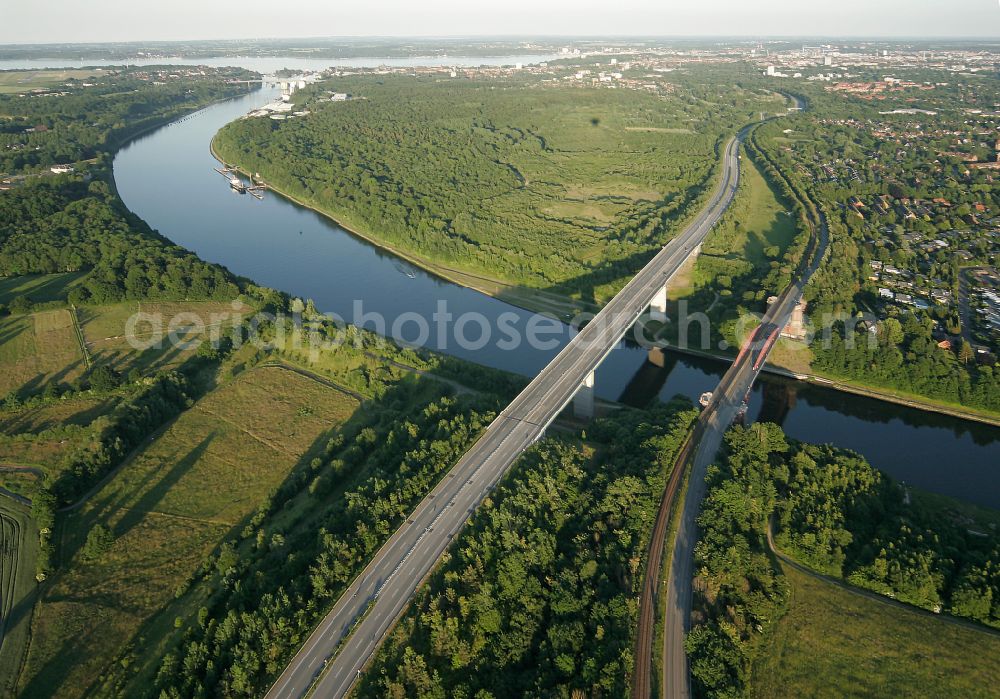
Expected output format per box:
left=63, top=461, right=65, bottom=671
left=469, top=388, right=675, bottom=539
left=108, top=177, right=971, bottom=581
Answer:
left=358, top=402, right=696, bottom=698
left=687, top=423, right=1000, bottom=698
left=214, top=72, right=779, bottom=301
left=810, top=312, right=1000, bottom=412
left=0, top=177, right=240, bottom=305
left=0, top=67, right=252, bottom=310
left=773, top=439, right=1000, bottom=624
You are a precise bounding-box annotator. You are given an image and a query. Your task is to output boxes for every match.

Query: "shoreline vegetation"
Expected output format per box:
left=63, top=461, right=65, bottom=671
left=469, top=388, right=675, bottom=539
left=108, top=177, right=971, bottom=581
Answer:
left=208, top=138, right=567, bottom=316
left=688, top=423, right=1000, bottom=698
left=664, top=342, right=1000, bottom=428
left=212, top=134, right=1000, bottom=429
left=211, top=76, right=751, bottom=307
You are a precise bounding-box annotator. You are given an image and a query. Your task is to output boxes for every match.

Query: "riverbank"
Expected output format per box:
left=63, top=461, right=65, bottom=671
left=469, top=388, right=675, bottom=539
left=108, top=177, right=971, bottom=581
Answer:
left=207, top=82, right=731, bottom=323
left=209, top=136, right=603, bottom=320
left=663, top=342, right=1000, bottom=428
left=212, top=133, right=1000, bottom=430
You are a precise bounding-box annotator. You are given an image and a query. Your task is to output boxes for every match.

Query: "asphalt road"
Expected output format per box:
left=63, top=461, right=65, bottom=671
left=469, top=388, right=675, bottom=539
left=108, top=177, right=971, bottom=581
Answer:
left=266, top=132, right=747, bottom=699
left=660, top=285, right=798, bottom=699
left=660, top=210, right=829, bottom=699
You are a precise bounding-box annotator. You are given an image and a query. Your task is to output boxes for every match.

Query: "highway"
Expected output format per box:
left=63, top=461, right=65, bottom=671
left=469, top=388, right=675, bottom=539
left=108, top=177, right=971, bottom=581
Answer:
left=266, top=131, right=747, bottom=699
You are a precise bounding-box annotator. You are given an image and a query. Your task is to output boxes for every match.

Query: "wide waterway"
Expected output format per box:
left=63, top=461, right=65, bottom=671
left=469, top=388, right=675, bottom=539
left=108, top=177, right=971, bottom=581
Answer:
left=106, top=55, right=1000, bottom=508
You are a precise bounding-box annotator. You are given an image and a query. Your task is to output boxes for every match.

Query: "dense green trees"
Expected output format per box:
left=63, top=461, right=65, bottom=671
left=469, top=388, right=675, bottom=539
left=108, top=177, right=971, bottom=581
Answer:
left=688, top=423, right=1000, bottom=698
left=811, top=315, right=1000, bottom=412
left=82, top=523, right=115, bottom=561
left=773, top=438, right=999, bottom=621
left=359, top=403, right=695, bottom=698
left=1, top=177, right=239, bottom=302
left=215, top=73, right=776, bottom=299
left=0, top=68, right=251, bottom=307
left=126, top=393, right=698, bottom=699
left=686, top=424, right=789, bottom=699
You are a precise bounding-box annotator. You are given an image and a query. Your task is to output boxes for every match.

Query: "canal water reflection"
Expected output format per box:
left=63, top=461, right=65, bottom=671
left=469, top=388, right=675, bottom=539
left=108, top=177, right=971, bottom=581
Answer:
left=110, top=58, right=1000, bottom=508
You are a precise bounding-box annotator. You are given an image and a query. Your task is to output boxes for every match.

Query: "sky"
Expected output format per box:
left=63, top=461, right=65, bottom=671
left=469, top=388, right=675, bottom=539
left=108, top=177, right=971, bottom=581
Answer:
left=2, top=0, right=999, bottom=44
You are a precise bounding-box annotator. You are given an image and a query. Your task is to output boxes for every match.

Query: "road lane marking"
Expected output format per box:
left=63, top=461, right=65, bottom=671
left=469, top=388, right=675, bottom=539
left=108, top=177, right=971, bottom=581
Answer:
left=271, top=138, right=747, bottom=699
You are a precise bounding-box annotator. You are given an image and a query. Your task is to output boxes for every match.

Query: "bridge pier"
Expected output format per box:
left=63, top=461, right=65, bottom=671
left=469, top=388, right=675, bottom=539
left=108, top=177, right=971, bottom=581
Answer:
left=572, top=370, right=596, bottom=420
left=649, top=286, right=668, bottom=320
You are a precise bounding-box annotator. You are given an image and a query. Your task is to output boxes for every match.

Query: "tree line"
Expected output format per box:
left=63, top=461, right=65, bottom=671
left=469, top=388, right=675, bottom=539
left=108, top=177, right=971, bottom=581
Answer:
left=359, top=402, right=697, bottom=698
left=1, top=68, right=252, bottom=310
left=687, top=422, right=1000, bottom=698
left=1, top=177, right=240, bottom=304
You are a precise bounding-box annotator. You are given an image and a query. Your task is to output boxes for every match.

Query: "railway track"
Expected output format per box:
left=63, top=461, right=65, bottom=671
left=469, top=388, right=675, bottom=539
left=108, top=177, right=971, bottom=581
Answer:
left=631, top=348, right=753, bottom=698
left=0, top=511, right=23, bottom=653
left=630, top=420, right=702, bottom=699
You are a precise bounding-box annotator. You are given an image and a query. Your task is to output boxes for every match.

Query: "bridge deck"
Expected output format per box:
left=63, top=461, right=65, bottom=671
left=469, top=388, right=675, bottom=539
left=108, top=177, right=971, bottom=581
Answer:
left=267, top=132, right=747, bottom=699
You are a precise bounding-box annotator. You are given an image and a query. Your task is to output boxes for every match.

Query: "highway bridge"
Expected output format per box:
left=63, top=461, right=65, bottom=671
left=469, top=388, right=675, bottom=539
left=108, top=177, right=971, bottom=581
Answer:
left=266, top=131, right=748, bottom=699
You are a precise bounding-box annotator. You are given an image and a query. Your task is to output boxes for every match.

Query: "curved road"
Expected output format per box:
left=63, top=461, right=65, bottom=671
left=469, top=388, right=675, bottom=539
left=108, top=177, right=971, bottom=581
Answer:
left=659, top=193, right=829, bottom=697
left=266, top=133, right=748, bottom=699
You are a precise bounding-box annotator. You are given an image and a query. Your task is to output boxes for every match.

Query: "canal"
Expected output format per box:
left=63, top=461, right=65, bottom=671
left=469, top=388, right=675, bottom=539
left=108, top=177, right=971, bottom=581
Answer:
left=102, top=56, right=1000, bottom=508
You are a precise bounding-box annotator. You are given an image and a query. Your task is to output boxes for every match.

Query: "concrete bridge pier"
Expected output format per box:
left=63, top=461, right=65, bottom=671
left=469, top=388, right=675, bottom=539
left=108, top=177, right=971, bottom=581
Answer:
left=573, top=370, right=596, bottom=420
left=649, top=285, right=668, bottom=320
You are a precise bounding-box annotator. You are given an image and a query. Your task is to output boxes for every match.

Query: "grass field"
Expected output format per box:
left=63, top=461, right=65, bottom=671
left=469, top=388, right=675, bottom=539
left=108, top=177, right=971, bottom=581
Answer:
left=0, top=498, right=39, bottom=696
left=0, top=397, right=112, bottom=436
left=17, top=365, right=359, bottom=697
left=0, top=309, right=86, bottom=396
left=696, top=155, right=798, bottom=286
left=79, top=300, right=249, bottom=375
left=751, top=564, right=1000, bottom=698
left=272, top=338, right=410, bottom=399
left=0, top=299, right=233, bottom=398
left=0, top=436, right=77, bottom=474
left=0, top=398, right=118, bottom=501
left=666, top=155, right=797, bottom=304
left=0, top=273, right=86, bottom=306
left=0, top=69, right=103, bottom=94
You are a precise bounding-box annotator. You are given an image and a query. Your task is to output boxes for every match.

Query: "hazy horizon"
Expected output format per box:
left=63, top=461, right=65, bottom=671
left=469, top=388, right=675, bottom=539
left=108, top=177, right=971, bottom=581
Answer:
left=4, top=34, right=1000, bottom=47
left=3, top=0, right=999, bottom=45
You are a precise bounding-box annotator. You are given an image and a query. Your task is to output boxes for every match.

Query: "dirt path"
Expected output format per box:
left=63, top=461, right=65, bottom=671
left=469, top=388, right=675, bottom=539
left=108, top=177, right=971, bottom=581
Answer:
left=0, top=466, right=43, bottom=479
left=68, top=305, right=92, bottom=370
